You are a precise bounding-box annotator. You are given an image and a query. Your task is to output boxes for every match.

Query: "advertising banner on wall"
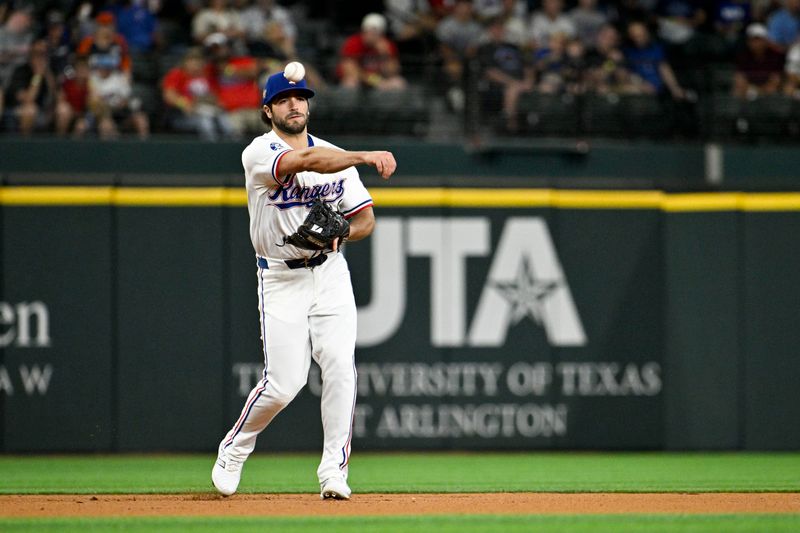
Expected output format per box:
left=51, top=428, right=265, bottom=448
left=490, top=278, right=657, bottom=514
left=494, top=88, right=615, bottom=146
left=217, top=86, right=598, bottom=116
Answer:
left=5, top=188, right=799, bottom=452
left=1, top=205, right=114, bottom=451
left=231, top=207, right=664, bottom=452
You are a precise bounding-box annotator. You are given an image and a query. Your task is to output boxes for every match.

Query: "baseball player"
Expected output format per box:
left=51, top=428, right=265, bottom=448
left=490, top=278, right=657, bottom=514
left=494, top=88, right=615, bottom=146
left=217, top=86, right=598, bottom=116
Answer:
left=212, top=64, right=396, bottom=500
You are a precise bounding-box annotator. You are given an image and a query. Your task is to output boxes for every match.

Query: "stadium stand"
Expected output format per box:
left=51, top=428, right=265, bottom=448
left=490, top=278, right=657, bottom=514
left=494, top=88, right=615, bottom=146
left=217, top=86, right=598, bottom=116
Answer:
left=2, top=1, right=800, bottom=142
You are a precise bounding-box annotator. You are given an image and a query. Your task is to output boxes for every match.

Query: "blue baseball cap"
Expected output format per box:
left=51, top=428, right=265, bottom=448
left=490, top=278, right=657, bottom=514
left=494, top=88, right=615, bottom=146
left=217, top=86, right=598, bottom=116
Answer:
left=262, top=71, right=315, bottom=105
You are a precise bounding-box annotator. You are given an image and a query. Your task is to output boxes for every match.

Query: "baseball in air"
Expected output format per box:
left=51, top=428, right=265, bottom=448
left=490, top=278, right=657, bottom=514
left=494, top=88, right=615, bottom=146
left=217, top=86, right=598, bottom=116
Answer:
left=284, top=62, right=305, bottom=83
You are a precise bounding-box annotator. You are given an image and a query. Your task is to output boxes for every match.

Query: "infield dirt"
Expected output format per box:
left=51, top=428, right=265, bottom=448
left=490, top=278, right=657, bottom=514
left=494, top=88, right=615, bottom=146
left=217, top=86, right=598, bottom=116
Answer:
left=2, top=493, right=799, bottom=517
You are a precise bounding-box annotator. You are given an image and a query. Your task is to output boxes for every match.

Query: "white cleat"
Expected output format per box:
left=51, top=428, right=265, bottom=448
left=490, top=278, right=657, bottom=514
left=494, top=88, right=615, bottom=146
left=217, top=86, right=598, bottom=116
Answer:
left=320, top=477, right=351, bottom=500
left=212, top=452, right=243, bottom=496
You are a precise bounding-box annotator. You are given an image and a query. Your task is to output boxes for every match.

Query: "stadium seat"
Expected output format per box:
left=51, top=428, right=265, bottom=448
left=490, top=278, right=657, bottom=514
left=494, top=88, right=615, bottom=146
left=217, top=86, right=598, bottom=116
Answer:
left=309, top=86, right=363, bottom=135
left=620, top=95, right=671, bottom=138
left=789, top=99, right=800, bottom=138
left=707, top=93, right=741, bottom=139
left=710, top=64, right=736, bottom=94
left=519, top=93, right=579, bottom=136
left=131, top=53, right=159, bottom=83
left=582, top=93, right=625, bottom=137
left=132, top=83, right=161, bottom=120
left=742, top=95, right=794, bottom=139
left=710, top=94, right=793, bottom=141
left=364, top=85, right=428, bottom=136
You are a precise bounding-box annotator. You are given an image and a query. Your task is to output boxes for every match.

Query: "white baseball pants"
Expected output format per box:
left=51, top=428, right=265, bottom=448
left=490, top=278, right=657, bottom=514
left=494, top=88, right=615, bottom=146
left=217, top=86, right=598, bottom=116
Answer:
left=219, top=252, right=357, bottom=484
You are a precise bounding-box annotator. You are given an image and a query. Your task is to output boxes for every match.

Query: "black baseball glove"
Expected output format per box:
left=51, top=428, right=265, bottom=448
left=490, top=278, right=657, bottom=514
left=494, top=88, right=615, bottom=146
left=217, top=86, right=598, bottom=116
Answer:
left=283, top=198, right=350, bottom=251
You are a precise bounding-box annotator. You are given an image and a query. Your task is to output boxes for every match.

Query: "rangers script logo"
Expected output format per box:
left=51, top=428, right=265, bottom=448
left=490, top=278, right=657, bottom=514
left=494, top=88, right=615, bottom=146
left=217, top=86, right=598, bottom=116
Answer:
left=268, top=178, right=346, bottom=210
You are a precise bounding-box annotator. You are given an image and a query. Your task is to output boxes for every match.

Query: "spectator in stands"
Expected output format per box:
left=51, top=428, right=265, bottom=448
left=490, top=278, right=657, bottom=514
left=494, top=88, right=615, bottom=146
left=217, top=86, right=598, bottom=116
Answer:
left=56, top=56, right=91, bottom=136
left=204, top=32, right=261, bottom=136
left=585, top=24, right=641, bottom=93
left=386, top=0, right=436, bottom=40
left=654, top=0, right=708, bottom=63
left=77, top=12, right=132, bottom=77
left=428, top=0, right=456, bottom=20
left=43, top=10, right=72, bottom=79
left=734, top=23, right=785, bottom=97
left=498, top=0, right=530, bottom=47
left=162, top=46, right=234, bottom=140
left=239, top=0, right=296, bottom=59
left=0, top=9, right=34, bottom=91
left=114, top=0, right=162, bottom=54
left=473, top=0, right=505, bottom=20
left=87, top=52, right=149, bottom=138
left=767, top=0, right=800, bottom=50
left=192, top=0, right=245, bottom=51
left=569, top=0, right=609, bottom=48
left=473, top=0, right=529, bottom=42
left=72, top=2, right=103, bottom=42
left=529, top=0, right=576, bottom=49
left=3, top=39, right=57, bottom=135
left=624, top=20, right=687, bottom=98
left=711, top=0, right=751, bottom=58
left=785, top=37, right=800, bottom=96
left=385, top=0, right=439, bottom=76
left=534, top=32, right=588, bottom=94
left=338, top=13, right=407, bottom=91
left=477, top=16, right=534, bottom=131
left=785, top=37, right=800, bottom=95
left=437, top=0, right=483, bottom=110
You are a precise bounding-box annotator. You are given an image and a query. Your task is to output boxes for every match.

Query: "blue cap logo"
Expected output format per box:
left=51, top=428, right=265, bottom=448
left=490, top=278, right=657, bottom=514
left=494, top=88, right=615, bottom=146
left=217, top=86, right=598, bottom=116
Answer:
left=262, top=72, right=315, bottom=105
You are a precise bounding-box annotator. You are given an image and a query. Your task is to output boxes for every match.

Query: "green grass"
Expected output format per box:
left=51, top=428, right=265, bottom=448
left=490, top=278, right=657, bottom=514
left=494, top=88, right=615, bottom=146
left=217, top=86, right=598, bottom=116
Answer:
left=1, top=452, right=799, bottom=494
left=1, top=515, right=800, bottom=533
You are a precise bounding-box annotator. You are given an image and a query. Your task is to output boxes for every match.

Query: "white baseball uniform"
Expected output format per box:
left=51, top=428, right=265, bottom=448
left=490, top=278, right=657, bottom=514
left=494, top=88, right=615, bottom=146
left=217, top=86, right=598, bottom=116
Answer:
left=218, top=129, right=373, bottom=487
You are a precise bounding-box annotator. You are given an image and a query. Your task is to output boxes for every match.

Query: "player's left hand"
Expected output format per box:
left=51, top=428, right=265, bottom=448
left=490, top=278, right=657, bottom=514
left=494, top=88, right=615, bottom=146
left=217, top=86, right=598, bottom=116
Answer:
left=283, top=198, right=350, bottom=250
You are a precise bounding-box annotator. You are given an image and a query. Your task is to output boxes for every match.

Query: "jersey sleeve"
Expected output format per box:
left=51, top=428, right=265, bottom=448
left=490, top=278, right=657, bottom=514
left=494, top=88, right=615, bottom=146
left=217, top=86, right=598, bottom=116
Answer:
left=338, top=167, right=373, bottom=219
left=242, top=140, right=294, bottom=188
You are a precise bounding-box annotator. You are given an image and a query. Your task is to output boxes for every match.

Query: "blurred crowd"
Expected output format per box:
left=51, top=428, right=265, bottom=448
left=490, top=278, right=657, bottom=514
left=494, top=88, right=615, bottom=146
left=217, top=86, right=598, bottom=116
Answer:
left=1, top=0, right=799, bottom=138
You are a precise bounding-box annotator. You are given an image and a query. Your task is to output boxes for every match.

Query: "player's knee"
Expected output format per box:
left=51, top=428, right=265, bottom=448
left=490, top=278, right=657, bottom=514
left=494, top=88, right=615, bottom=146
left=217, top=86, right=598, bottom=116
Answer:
left=271, top=377, right=308, bottom=405
left=320, top=357, right=356, bottom=384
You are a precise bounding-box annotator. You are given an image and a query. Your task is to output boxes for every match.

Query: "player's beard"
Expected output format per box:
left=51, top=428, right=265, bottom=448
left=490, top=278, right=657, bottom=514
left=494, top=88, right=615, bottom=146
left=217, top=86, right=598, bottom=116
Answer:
left=273, top=112, right=308, bottom=135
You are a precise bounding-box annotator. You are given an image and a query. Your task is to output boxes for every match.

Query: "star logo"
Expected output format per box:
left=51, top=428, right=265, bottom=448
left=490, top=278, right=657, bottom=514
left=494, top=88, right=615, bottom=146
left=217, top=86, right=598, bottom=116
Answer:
left=490, top=258, right=561, bottom=326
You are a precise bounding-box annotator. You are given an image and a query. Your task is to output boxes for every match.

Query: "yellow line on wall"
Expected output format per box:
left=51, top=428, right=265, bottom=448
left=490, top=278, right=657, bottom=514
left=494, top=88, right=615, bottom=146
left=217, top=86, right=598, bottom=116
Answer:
left=0, top=186, right=114, bottom=205
left=371, top=188, right=554, bottom=207
left=112, top=187, right=229, bottom=206
left=742, top=194, right=800, bottom=211
left=662, top=193, right=743, bottom=212
left=3, top=186, right=800, bottom=211
left=553, top=190, right=663, bottom=209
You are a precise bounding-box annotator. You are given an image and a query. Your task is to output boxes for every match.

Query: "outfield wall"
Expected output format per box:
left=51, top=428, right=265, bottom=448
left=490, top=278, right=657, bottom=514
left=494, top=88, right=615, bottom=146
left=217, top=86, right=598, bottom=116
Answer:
left=1, top=187, right=799, bottom=452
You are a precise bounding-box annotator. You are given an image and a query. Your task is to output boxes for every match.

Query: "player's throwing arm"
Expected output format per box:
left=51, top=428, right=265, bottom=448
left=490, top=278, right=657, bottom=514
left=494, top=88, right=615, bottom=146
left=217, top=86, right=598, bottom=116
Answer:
left=276, top=147, right=397, bottom=180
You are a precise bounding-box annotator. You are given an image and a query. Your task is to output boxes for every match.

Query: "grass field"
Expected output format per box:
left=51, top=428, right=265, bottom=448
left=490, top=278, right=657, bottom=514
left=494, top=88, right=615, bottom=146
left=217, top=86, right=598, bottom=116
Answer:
left=1, top=452, right=799, bottom=532
left=2, top=515, right=800, bottom=533
left=2, top=452, right=799, bottom=494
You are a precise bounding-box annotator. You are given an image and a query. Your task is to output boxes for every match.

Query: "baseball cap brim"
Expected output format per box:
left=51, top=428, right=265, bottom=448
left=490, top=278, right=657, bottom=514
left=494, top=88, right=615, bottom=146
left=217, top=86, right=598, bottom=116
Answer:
left=263, top=86, right=315, bottom=105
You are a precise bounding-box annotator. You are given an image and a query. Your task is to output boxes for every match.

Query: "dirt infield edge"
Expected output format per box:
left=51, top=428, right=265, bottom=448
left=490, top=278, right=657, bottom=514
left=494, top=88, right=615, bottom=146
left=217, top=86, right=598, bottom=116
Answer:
left=2, top=492, right=799, bottom=518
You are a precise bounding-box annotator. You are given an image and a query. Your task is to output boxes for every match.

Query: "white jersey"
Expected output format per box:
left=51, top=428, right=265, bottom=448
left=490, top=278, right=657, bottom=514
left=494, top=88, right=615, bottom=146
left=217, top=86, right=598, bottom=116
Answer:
left=242, top=129, right=373, bottom=260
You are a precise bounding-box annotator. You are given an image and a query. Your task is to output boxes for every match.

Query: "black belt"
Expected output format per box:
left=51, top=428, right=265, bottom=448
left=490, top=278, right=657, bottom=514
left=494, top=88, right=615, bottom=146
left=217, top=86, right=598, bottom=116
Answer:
left=258, top=254, right=327, bottom=270
left=285, top=254, right=328, bottom=269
